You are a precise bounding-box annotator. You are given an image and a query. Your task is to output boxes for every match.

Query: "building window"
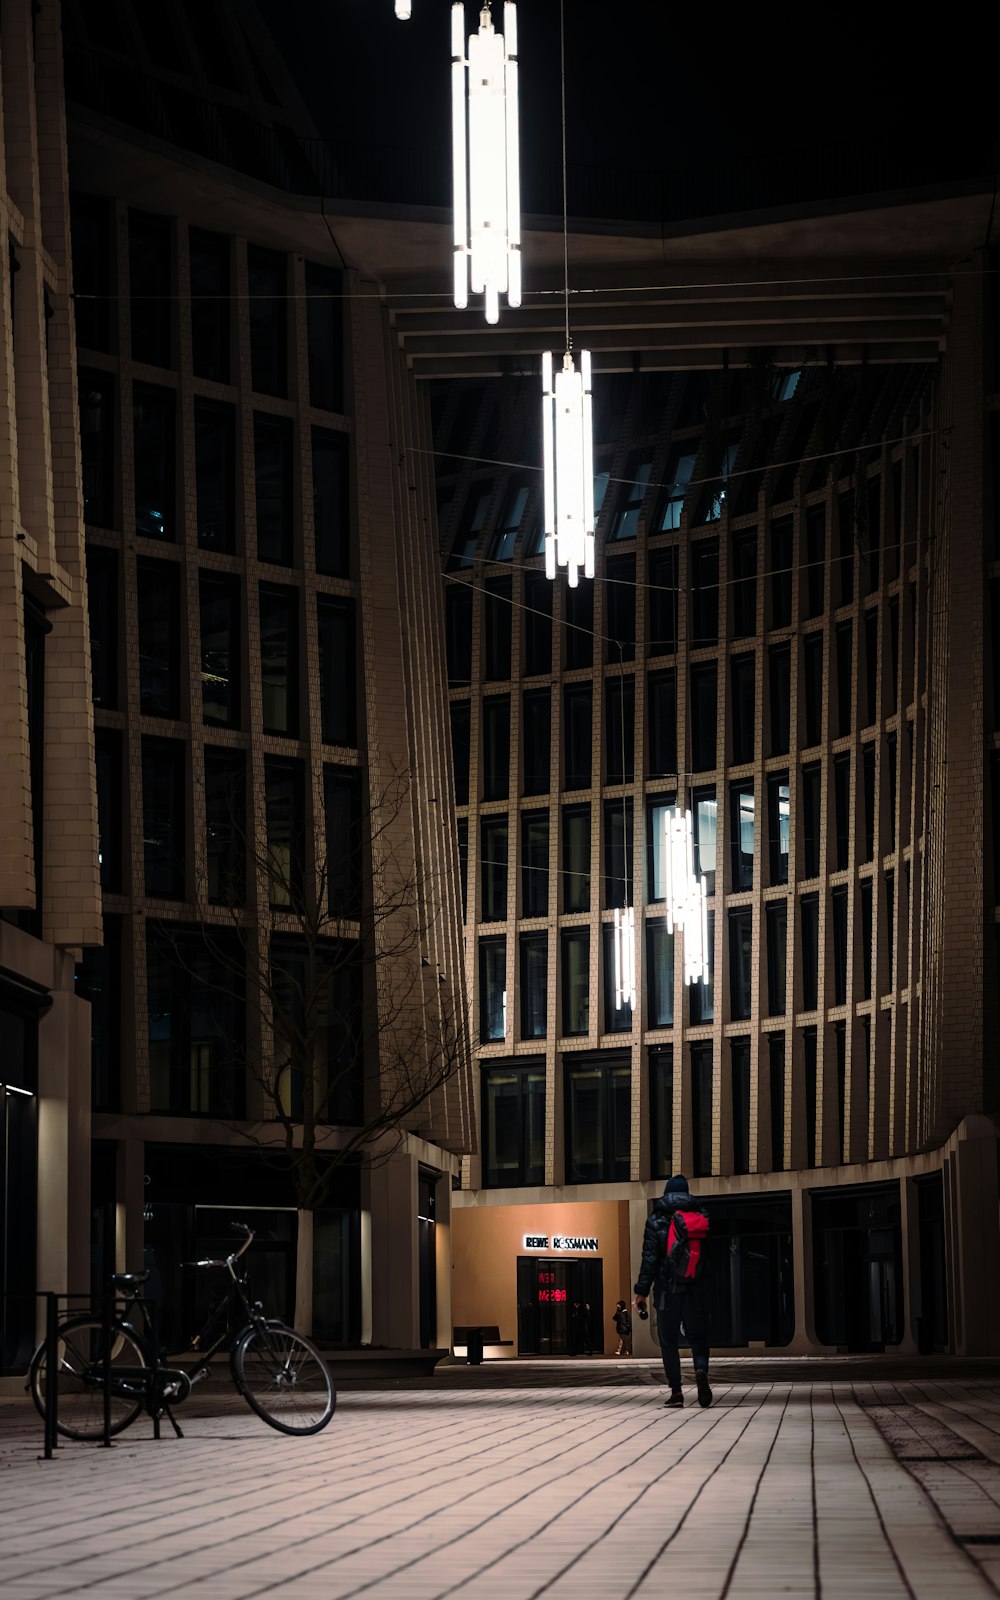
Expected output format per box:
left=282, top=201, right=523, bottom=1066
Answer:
left=768, top=1034, right=785, bottom=1171
left=804, top=506, right=825, bottom=619
left=195, top=399, right=236, bottom=552
left=835, top=621, right=853, bottom=736
left=887, top=597, right=900, bottom=714
left=254, top=413, right=294, bottom=566
left=523, top=571, right=552, bottom=675
left=519, top=933, right=548, bottom=1039
left=479, top=937, right=507, bottom=1041
left=731, top=528, right=757, bottom=636
left=133, top=383, right=175, bottom=540
left=79, top=370, right=115, bottom=528
left=128, top=209, right=173, bottom=367
left=324, top=765, right=362, bottom=919
left=564, top=581, right=594, bottom=670
left=647, top=919, right=674, bottom=1027
left=457, top=816, right=468, bottom=918
left=693, top=788, right=716, bottom=891
left=885, top=868, right=896, bottom=990
left=313, top=428, right=350, bottom=577
left=247, top=245, right=287, bottom=397
left=730, top=781, right=755, bottom=891
left=565, top=1054, right=630, bottom=1182
left=147, top=924, right=244, bottom=1117
left=836, top=490, right=855, bottom=603
left=603, top=799, right=634, bottom=910
left=482, top=694, right=511, bottom=801
left=801, top=762, right=821, bottom=879
left=650, top=1046, right=673, bottom=1179
left=523, top=688, right=551, bottom=795
left=86, top=545, right=118, bottom=708
left=730, top=653, right=755, bottom=765
left=560, top=928, right=589, bottom=1036
left=689, top=911, right=715, bottom=1025
left=563, top=805, right=591, bottom=913
left=71, top=192, right=113, bottom=353
left=648, top=546, right=678, bottom=654
left=521, top=810, right=548, bottom=917
left=481, top=1061, right=544, bottom=1187
left=264, top=757, right=305, bottom=909
left=94, top=729, right=122, bottom=893
left=803, top=632, right=824, bottom=747
left=305, top=261, right=343, bottom=413
left=199, top=572, right=241, bottom=728
left=800, top=893, right=819, bottom=1010
left=659, top=450, right=696, bottom=530
left=317, top=595, right=357, bottom=746
left=141, top=737, right=185, bottom=899
left=768, top=643, right=790, bottom=756
left=449, top=481, right=492, bottom=569
left=765, top=900, right=787, bottom=1015
left=862, top=741, right=876, bottom=861
left=834, top=752, right=851, bottom=870
left=609, top=459, right=651, bottom=541
left=728, top=909, right=753, bottom=1022
left=690, top=660, right=717, bottom=771
left=189, top=226, right=231, bottom=382
left=484, top=576, right=512, bottom=679
left=646, top=795, right=676, bottom=902
left=731, top=1038, right=751, bottom=1176
left=489, top=477, right=531, bottom=560
left=691, top=1042, right=713, bottom=1178
left=446, top=586, right=473, bottom=686
left=690, top=538, right=719, bottom=646
left=205, top=747, right=246, bottom=905
left=137, top=558, right=180, bottom=718
left=832, top=886, right=848, bottom=1005
left=606, top=676, right=634, bottom=783
left=76, top=915, right=122, bottom=1111
left=860, top=878, right=873, bottom=998
left=602, top=924, right=633, bottom=1032
left=886, top=732, right=897, bottom=850
left=259, top=585, right=299, bottom=737
left=864, top=608, right=879, bottom=726
left=647, top=668, right=676, bottom=778
left=605, top=553, right=636, bottom=660
left=563, top=682, right=593, bottom=789
left=803, top=1027, right=818, bottom=1167
left=769, top=516, right=792, bottom=627
left=481, top=814, right=508, bottom=922
left=451, top=702, right=471, bottom=805
left=767, top=774, right=790, bottom=885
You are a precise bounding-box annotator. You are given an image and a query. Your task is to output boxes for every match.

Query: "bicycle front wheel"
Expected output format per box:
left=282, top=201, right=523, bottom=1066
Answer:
left=29, top=1317, right=147, bottom=1441
left=233, top=1322, right=335, bottom=1435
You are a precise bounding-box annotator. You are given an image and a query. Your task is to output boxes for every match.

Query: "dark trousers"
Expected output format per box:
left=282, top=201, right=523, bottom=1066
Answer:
left=656, top=1290, right=709, bottom=1392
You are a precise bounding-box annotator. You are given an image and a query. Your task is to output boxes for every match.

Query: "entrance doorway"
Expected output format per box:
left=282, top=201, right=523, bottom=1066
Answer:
left=516, top=1256, right=604, bottom=1355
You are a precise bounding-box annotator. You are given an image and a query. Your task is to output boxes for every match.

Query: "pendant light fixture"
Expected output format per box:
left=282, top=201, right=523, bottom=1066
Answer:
left=541, top=0, right=595, bottom=588
left=395, top=1, right=411, bottom=16
left=612, top=670, right=635, bottom=1012
left=663, top=806, right=710, bottom=986
left=451, top=3, right=521, bottom=325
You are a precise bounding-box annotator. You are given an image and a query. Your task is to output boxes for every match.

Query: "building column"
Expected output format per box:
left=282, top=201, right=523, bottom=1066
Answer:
left=368, top=1148, right=420, bottom=1349
left=36, top=982, right=91, bottom=1298
left=946, top=1116, right=1000, bottom=1354
left=628, top=1192, right=658, bottom=1358
left=434, top=1171, right=453, bottom=1352
left=787, top=1183, right=835, bottom=1354
left=116, top=1132, right=145, bottom=1275
left=897, top=1176, right=920, bottom=1353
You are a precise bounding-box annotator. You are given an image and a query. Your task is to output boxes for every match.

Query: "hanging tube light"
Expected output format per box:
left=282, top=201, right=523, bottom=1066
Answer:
left=542, top=348, right=595, bottom=587
left=395, top=1, right=411, bottom=16
left=663, top=805, right=710, bottom=985
left=451, top=3, right=521, bottom=325
left=613, top=905, right=636, bottom=1012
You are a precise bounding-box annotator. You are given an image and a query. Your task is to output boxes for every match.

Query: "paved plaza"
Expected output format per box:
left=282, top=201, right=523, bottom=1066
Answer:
left=4, top=1370, right=1000, bottom=1599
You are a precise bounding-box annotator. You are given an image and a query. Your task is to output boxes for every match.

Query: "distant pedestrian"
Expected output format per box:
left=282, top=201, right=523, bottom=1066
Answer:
left=570, top=1299, right=593, bottom=1356
left=612, top=1299, right=632, bottom=1356
left=634, top=1174, right=712, bottom=1409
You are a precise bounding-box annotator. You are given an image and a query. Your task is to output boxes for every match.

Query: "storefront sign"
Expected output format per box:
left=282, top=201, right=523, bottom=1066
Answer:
left=523, top=1234, right=598, bottom=1252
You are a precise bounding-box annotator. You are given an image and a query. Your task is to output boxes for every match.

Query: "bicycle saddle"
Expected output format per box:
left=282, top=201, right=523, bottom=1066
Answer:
left=110, top=1271, right=149, bottom=1290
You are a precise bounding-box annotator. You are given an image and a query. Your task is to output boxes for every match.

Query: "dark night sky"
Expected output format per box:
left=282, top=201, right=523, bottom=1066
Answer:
left=256, top=1, right=994, bottom=211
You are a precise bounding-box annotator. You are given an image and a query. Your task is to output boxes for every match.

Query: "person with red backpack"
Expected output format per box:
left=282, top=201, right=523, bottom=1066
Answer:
left=634, top=1174, right=712, bottom=1409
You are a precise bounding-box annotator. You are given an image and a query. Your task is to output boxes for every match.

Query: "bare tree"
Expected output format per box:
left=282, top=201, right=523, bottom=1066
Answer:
left=183, top=759, right=469, bottom=1336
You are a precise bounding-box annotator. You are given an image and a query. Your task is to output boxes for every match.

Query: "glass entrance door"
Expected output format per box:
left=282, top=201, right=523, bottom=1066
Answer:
left=516, top=1256, right=604, bottom=1355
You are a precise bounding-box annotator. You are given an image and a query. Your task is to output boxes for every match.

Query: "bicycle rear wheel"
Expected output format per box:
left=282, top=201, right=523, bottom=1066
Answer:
left=233, top=1322, right=335, bottom=1435
left=29, top=1317, right=147, bottom=1441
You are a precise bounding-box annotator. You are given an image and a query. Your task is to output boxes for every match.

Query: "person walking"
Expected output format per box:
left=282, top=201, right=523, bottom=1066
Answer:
left=612, top=1299, right=632, bottom=1356
left=570, top=1299, right=593, bottom=1356
left=634, top=1174, right=712, bottom=1409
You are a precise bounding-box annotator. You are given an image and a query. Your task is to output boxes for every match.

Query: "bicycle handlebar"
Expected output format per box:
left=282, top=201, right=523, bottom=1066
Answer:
left=180, top=1224, right=256, bottom=1272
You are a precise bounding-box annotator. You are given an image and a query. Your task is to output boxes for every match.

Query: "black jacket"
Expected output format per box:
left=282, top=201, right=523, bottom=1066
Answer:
left=634, top=1195, right=709, bottom=1308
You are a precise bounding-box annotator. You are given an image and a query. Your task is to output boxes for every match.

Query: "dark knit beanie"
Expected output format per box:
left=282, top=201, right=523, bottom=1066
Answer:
left=663, top=1173, right=690, bottom=1196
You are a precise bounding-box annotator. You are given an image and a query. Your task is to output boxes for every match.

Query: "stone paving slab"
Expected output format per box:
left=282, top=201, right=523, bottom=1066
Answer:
left=1, top=1379, right=999, bottom=1599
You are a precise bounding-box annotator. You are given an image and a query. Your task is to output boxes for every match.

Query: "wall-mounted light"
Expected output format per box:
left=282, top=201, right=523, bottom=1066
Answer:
left=452, top=3, right=521, bottom=325
left=542, top=348, right=595, bottom=588
left=663, top=806, right=710, bottom=985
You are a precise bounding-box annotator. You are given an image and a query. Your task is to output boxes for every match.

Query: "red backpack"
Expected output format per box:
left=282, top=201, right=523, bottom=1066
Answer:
left=665, top=1208, right=709, bottom=1283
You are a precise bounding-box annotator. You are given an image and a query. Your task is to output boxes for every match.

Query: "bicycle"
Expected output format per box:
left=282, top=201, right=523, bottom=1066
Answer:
left=28, top=1222, right=336, bottom=1439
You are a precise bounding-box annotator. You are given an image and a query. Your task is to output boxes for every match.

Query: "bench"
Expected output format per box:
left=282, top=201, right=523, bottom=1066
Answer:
left=453, top=1325, right=514, bottom=1356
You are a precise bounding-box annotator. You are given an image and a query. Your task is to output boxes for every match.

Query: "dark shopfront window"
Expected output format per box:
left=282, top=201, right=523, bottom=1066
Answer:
left=482, top=1061, right=545, bottom=1187
left=564, top=1053, right=630, bottom=1184
left=0, top=981, right=41, bottom=1374
left=146, top=924, right=245, bottom=1117
left=812, top=1182, right=903, bottom=1351
left=700, top=1194, right=794, bottom=1348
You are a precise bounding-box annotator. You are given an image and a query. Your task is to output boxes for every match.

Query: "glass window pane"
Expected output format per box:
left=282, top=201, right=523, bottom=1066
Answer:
left=519, top=935, right=547, bottom=1039
left=313, top=428, right=350, bottom=576
left=521, top=811, right=549, bottom=917
left=195, top=400, right=236, bottom=552
left=647, top=921, right=674, bottom=1027
left=254, top=413, right=294, bottom=565
left=189, top=227, right=231, bottom=382
left=479, top=938, right=507, bottom=1041
left=560, top=930, right=589, bottom=1036
left=562, top=805, right=590, bottom=913
left=481, top=815, right=508, bottom=922
left=137, top=558, right=180, bottom=717
left=247, top=245, right=287, bottom=397
left=259, top=585, right=299, bottom=736
left=305, top=261, right=344, bottom=412
left=199, top=572, right=241, bottom=728
left=133, top=383, right=175, bottom=540
left=317, top=596, right=357, bottom=746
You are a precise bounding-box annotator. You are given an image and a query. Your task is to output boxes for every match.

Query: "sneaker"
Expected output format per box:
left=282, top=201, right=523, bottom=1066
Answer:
left=695, top=1370, right=713, bottom=1408
left=664, top=1390, right=684, bottom=1408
